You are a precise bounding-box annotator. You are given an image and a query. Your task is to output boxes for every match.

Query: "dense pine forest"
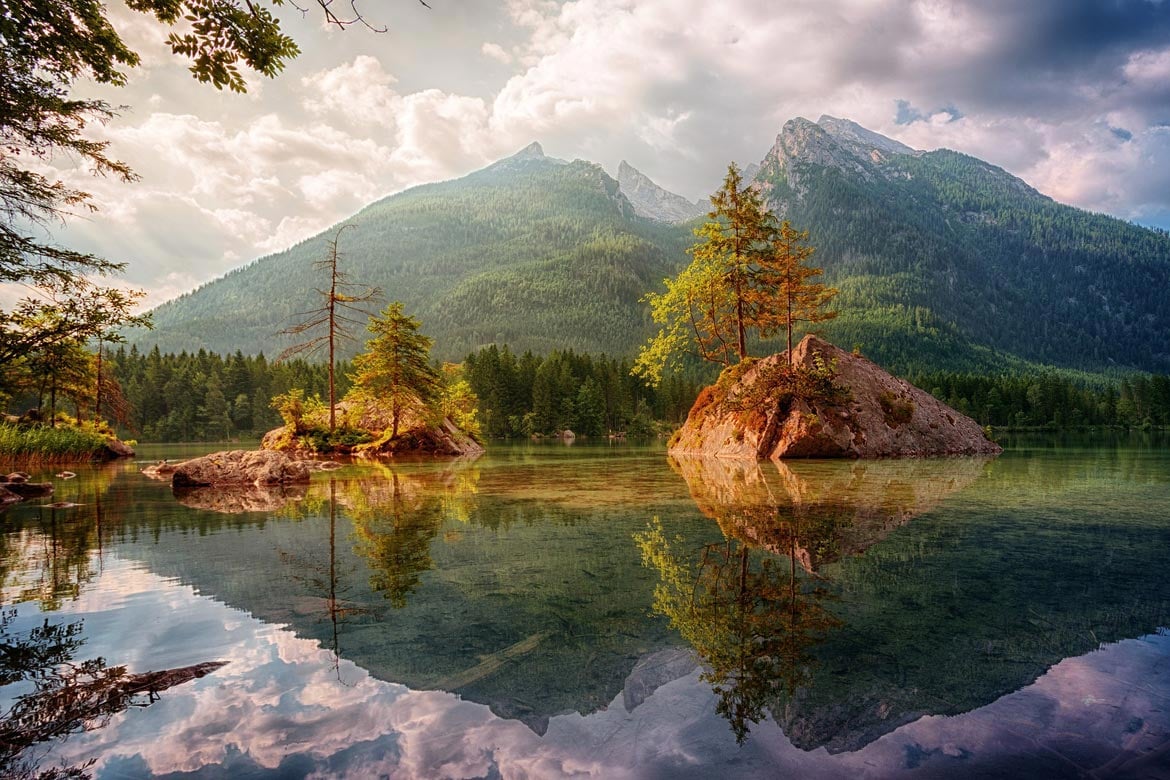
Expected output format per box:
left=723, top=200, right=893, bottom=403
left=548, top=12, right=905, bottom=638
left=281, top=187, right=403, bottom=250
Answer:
left=58, top=345, right=701, bottom=443
left=20, top=346, right=1158, bottom=443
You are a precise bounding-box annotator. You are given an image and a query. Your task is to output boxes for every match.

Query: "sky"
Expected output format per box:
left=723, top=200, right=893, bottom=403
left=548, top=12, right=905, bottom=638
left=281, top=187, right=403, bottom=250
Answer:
left=33, top=0, right=1170, bottom=309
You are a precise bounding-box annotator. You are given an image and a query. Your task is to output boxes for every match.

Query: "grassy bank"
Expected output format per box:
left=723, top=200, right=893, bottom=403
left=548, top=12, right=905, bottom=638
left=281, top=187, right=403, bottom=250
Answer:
left=0, top=423, right=113, bottom=463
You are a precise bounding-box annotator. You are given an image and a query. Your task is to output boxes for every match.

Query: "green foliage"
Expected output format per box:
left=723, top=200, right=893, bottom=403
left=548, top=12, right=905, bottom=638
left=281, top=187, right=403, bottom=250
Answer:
left=138, top=158, right=690, bottom=362
left=636, top=163, right=837, bottom=384
left=0, top=422, right=109, bottom=461
left=270, top=389, right=308, bottom=432
left=764, top=148, right=1170, bottom=375
left=465, top=344, right=701, bottom=437
left=349, top=302, right=442, bottom=439
left=911, top=369, right=1170, bottom=429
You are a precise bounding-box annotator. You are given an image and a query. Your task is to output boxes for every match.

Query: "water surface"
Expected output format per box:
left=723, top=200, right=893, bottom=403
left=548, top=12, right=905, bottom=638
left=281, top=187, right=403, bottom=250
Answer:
left=2, top=437, right=1169, bottom=778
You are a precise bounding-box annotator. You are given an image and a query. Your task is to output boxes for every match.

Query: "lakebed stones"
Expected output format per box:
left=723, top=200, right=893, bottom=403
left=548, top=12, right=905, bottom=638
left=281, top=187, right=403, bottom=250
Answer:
left=670, top=335, right=1002, bottom=460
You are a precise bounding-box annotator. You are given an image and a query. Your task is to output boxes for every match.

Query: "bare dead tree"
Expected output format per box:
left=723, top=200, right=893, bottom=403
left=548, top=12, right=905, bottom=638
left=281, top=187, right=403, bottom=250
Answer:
left=278, top=225, right=381, bottom=432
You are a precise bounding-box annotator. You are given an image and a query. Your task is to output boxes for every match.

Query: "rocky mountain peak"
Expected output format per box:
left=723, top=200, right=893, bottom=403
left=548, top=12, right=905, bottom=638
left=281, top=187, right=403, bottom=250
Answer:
left=514, top=141, right=546, bottom=159
left=816, top=115, right=916, bottom=157
left=480, top=141, right=566, bottom=175
left=615, top=160, right=706, bottom=223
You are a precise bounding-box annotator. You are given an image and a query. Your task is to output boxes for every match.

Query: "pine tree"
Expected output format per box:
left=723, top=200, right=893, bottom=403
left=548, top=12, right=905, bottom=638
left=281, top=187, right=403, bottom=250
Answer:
left=753, top=221, right=838, bottom=365
left=350, top=303, right=441, bottom=439
left=278, top=225, right=380, bottom=432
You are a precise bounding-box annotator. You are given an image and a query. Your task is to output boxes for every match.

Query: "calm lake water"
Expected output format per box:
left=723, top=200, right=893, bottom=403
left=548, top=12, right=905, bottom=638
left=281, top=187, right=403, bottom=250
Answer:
left=2, top=435, right=1169, bottom=778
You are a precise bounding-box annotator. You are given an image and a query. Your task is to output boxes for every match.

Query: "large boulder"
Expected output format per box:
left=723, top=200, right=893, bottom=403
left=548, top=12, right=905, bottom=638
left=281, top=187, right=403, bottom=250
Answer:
left=101, top=438, right=136, bottom=459
left=670, top=335, right=1002, bottom=459
left=171, top=449, right=311, bottom=488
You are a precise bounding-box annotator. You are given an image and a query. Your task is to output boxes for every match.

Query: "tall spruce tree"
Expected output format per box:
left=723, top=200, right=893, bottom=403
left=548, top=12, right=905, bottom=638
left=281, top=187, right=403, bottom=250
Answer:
left=350, top=303, right=441, bottom=439
left=754, top=221, right=838, bottom=365
left=278, top=225, right=380, bottom=432
left=634, top=163, right=837, bottom=385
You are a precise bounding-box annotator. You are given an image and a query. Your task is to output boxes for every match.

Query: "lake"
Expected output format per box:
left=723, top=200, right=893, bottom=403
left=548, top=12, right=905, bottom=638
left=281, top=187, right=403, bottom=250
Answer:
left=2, top=436, right=1169, bottom=778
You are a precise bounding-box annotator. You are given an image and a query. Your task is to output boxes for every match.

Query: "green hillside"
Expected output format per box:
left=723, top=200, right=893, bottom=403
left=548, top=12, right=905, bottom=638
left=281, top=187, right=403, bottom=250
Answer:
left=133, top=121, right=1170, bottom=378
left=136, top=145, right=691, bottom=362
left=760, top=117, right=1170, bottom=375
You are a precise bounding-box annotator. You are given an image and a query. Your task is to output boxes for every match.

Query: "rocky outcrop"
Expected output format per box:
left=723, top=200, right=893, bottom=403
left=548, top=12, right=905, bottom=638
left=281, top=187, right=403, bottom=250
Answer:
left=171, top=450, right=311, bottom=488
left=669, top=335, right=1002, bottom=459
left=616, top=160, right=706, bottom=223
left=262, top=401, right=484, bottom=459
left=101, top=438, right=136, bottom=459
left=355, top=419, right=486, bottom=458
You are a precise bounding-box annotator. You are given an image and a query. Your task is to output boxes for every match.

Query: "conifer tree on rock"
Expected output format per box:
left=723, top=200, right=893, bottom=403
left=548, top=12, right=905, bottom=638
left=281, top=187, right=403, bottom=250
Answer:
left=350, top=303, right=441, bottom=440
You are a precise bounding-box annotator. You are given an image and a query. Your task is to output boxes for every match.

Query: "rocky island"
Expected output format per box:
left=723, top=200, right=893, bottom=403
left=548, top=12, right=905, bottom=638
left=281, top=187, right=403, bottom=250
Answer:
left=669, top=335, right=1001, bottom=459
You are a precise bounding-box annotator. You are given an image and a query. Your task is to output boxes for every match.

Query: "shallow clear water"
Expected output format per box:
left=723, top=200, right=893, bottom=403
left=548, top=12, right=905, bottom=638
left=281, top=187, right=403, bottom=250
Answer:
left=1, top=436, right=1169, bottom=778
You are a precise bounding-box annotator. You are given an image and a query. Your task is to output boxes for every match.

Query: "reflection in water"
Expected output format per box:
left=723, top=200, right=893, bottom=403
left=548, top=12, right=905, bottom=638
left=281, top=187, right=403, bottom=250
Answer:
left=637, top=520, right=840, bottom=743
left=670, top=454, right=992, bottom=572
left=646, top=456, right=989, bottom=741
left=2, top=441, right=1170, bottom=776
left=0, top=610, right=224, bottom=780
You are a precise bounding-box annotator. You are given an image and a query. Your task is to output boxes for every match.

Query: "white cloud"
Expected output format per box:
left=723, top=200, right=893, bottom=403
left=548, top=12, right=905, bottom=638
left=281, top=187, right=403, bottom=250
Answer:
left=26, top=0, right=1170, bottom=309
left=481, top=42, right=513, bottom=64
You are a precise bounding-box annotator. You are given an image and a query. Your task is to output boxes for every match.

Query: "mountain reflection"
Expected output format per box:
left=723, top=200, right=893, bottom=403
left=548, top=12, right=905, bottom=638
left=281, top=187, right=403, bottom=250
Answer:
left=652, top=452, right=1170, bottom=753
left=643, top=454, right=994, bottom=743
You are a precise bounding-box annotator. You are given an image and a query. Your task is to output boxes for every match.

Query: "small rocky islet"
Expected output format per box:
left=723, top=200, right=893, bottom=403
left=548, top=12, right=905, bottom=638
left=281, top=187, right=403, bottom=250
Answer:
left=670, top=335, right=1002, bottom=460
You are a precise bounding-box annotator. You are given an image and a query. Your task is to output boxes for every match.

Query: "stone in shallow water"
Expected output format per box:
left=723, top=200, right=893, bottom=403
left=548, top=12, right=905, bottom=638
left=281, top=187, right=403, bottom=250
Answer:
left=171, top=449, right=311, bottom=488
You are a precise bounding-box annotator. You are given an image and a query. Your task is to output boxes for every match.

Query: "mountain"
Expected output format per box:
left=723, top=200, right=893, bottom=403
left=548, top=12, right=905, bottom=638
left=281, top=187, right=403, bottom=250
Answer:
left=133, top=119, right=1170, bottom=376
left=752, top=115, right=1170, bottom=374
left=136, top=144, right=690, bottom=362
left=615, top=161, right=706, bottom=222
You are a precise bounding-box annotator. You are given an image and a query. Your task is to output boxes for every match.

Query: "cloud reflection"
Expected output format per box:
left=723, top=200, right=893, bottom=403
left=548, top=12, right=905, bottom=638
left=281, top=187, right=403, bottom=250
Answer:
left=20, top=556, right=1170, bottom=779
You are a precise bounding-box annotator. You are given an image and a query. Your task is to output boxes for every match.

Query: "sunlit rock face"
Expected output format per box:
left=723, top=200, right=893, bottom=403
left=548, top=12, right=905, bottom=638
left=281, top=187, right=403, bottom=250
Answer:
left=669, top=335, right=1002, bottom=459
left=171, top=449, right=312, bottom=488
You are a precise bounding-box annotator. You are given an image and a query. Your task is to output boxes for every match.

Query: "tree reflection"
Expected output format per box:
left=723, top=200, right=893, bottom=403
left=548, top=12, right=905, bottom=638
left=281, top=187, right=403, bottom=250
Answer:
left=0, top=610, right=224, bottom=780
left=350, top=471, right=446, bottom=608
left=651, top=454, right=996, bottom=746
left=636, top=517, right=840, bottom=743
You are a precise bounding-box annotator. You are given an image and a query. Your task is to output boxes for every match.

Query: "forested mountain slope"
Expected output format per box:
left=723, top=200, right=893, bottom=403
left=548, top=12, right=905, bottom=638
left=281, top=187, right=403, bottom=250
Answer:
left=136, top=143, right=691, bottom=362
left=133, top=121, right=1170, bottom=376
left=758, top=116, right=1170, bottom=374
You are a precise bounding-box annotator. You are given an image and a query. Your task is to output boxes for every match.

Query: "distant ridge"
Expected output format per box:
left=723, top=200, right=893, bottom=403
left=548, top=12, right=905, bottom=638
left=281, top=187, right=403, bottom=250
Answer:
left=131, top=118, right=1170, bottom=375
left=615, top=161, right=706, bottom=223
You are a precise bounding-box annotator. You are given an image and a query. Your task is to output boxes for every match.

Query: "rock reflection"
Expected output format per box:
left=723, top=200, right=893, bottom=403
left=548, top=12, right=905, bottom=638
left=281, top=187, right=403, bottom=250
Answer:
left=670, top=455, right=992, bottom=572
left=645, top=455, right=992, bottom=742
left=172, top=484, right=308, bottom=514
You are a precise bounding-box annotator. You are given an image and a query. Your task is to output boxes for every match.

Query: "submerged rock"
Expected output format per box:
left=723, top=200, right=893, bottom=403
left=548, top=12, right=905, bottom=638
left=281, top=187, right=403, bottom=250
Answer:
left=670, top=335, right=1001, bottom=459
left=0, top=480, right=54, bottom=498
left=0, top=485, right=21, bottom=510
left=171, top=449, right=311, bottom=488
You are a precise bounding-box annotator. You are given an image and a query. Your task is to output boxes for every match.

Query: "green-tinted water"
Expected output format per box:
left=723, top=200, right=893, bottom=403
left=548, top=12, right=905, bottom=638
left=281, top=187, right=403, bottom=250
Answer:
left=1, top=437, right=1169, bottom=778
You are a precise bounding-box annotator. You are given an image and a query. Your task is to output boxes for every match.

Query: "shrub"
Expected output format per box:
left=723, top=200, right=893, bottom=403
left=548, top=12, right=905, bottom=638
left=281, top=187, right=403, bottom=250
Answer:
left=0, top=422, right=109, bottom=461
left=878, top=391, right=915, bottom=426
